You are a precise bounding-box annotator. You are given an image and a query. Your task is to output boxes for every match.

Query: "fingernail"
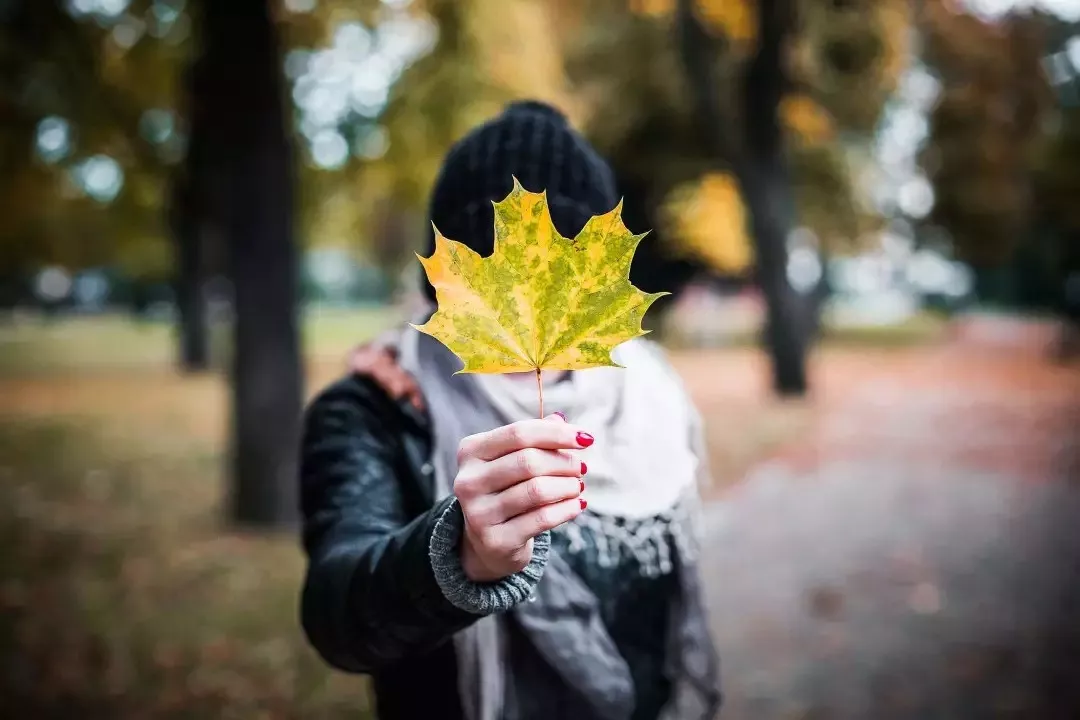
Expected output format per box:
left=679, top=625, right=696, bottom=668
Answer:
left=553, top=411, right=567, bottom=422
left=579, top=498, right=588, bottom=511
left=580, top=461, right=588, bottom=475
left=579, top=479, right=585, bottom=492
left=576, top=432, right=594, bottom=448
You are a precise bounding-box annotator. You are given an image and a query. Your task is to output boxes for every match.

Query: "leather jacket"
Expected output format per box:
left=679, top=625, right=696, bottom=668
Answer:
left=299, top=373, right=469, bottom=719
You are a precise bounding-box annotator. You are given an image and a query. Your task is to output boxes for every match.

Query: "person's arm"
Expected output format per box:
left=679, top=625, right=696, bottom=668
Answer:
left=299, top=374, right=587, bottom=673
left=299, top=376, right=477, bottom=672
left=345, top=332, right=425, bottom=411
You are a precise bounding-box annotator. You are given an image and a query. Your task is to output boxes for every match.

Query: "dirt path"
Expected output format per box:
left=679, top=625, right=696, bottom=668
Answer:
left=697, top=334, right=1080, bottom=720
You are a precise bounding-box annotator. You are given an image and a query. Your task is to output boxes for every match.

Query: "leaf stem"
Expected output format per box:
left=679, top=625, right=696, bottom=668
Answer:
left=536, top=367, right=544, bottom=418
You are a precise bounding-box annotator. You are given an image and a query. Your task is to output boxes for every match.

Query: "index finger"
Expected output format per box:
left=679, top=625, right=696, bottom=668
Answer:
left=461, top=416, right=593, bottom=463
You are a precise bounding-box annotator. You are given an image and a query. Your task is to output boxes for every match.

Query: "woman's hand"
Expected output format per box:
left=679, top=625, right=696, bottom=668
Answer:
left=454, top=415, right=592, bottom=582
left=346, top=336, right=425, bottom=411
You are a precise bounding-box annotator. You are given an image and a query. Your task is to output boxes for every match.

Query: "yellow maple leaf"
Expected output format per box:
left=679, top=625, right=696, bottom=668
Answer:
left=413, top=179, right=666, bottom=392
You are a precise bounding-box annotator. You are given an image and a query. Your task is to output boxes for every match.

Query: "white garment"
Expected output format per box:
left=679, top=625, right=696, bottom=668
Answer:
left=471, top=338, right=700, bottom=519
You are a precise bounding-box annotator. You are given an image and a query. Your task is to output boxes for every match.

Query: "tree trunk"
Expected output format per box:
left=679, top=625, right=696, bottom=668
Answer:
left=676, top=0, right=810, bottom=395
left=171, top=59, right=211, bottom=372
left=741, top=160, right=808, bottom=394
left=200, top=0, right=303, bottom=528
left=175, top=232, right=210, bottom=372
left=170, top=174, right=211, bottom=372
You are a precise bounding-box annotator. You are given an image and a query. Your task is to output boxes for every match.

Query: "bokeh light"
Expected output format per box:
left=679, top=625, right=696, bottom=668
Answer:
left=139, top=108, right=175, bottom=145
left=35, top=116, right=72, bottom=164
left=289, top=8, right=436, bottom=169
left=71, top=155, right=125, bottom=203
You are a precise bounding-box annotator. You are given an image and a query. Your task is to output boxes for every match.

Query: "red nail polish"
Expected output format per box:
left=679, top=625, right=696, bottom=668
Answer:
left=579, top=498, right=588, bottom=511
left=576, top=432, right=594, bottom=448
left=553, top=411, right=567, bottom=422
left=579, top=479, right=585, bottom=492
left=580, top=461, right=588, bottom=475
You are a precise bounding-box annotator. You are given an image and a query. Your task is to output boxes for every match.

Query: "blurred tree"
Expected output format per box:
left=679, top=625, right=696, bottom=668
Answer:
left=683, top=0, right=814, bottom=393
left=561, top=0, right=909, bottom=394
left=171, top=56, right=212, bottom=371
left=314, top=0, right=908, bottom=392
left=919, top=1, right=1055, bottom=271
left=661, top=172, right=754, bottom=275
left=0, top=0, right=204, bottom=366
left=0, top=0, right=187, bottom=279
left=277, top=0, right=450, bottom=282
left=1033, top=14, right=1080, bottom=314
left=195, top=0, right=303, bottom=528
left=286, top=0, right=588, bottom=300
left=367, top=0, right=551, bottom=209
left=1035, top=107, right=1080, bottom=279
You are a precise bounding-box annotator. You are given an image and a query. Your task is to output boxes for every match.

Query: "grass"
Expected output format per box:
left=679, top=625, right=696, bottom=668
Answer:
left=818, top=311, right=949, bottom=347
left=664, top=310, right=949, bottom=350
left=0, top=307, right=939, bottom=717
left=0, top=421, right=374, bottom=719
left=0, top=310, right=396, bottom=718
left=0, top=305, right=399, bottom=375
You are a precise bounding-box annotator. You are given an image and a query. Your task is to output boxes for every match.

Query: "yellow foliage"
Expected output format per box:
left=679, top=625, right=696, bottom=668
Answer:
left=781, top=94, right=835, bottom=144
left=663, top=173, right=754, bottom=274
left=629, top=0, right=674, bottom=17
left=697, top=0, right=756, bottom=43
left=467, top=0, right=581, bottom=123
left=628, top=0, right=756, bottom=43
left=878, top=0, right=913, bottom=93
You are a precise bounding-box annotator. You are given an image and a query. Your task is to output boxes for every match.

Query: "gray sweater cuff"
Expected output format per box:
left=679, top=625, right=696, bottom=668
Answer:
left=428, top=497, right=551, bottom=615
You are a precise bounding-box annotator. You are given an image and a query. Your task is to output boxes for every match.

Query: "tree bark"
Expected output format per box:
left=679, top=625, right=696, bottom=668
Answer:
left=677, top=0, right=810, bottom=395
left=743, top=0, right=810, bottom=395
left=740, top=160, right=808, bottom=394
left=170, top=170, right=211, bottom=372
left=170, top=59, right=212, bottom=373
left=200, top=0, right=303, bottom=527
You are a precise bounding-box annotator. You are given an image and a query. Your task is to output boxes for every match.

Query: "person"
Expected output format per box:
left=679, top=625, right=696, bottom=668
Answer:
left=299, top=100, right=722, bottom=720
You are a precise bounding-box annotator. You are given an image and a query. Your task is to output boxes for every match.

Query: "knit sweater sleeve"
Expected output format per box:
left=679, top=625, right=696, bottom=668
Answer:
left=428, top=498, right=551, bottom=614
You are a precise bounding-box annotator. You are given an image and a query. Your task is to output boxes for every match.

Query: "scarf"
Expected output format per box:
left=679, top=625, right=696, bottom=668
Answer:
left=398, top=321, right=707, bottom=720
left=470, top=345, right=700, bottom=519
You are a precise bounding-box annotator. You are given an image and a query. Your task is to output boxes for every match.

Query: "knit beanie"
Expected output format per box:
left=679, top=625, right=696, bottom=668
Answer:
left=421, top=100, right=618, bottom=302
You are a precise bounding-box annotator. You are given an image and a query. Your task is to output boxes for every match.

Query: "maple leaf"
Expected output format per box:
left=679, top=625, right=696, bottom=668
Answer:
left=412, top=178, right=666, bottom=412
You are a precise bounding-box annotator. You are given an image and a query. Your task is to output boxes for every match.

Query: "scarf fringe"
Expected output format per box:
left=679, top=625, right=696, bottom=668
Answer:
left=556, top=493, right=702, bottom=577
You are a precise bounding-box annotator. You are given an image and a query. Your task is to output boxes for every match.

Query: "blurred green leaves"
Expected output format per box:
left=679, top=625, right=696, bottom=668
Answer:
left=919, top=1, right=1066, bottom=270
left=11, top=0, right=1075, bottom=292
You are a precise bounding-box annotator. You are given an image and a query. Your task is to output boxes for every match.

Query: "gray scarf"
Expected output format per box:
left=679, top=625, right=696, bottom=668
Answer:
left=398, top=324, right=721, bottom=720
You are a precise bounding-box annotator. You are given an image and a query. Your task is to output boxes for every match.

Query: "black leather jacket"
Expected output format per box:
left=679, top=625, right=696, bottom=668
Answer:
left=299, top=373, right=471, bottom=719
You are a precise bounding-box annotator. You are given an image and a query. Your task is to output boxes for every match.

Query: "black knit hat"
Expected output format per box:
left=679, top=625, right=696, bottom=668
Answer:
left=421, top=100, right=618, bottom=302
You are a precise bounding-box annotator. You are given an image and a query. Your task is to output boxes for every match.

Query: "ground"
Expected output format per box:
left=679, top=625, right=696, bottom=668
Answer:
left=700, top=336, right=1080, bottom=720
left=0, top=310, right=1076, bottom=718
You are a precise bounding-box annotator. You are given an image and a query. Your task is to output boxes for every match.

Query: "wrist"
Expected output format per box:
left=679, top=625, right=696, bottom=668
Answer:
left=460, top=530, right=504, bottom=582
left=429, top=498, right=552, bottom=615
